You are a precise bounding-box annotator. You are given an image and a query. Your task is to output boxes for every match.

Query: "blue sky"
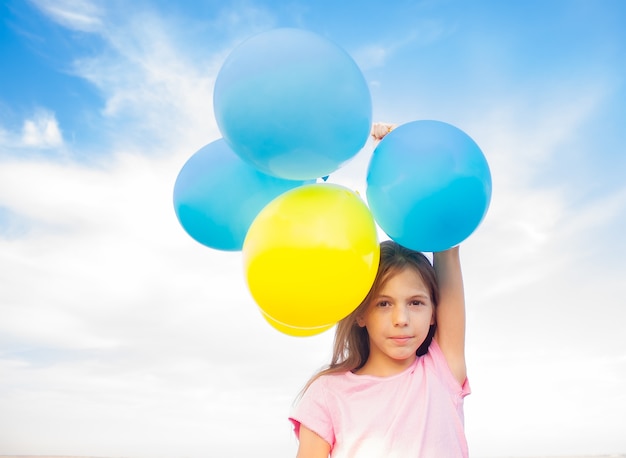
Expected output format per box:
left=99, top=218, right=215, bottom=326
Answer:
left=1, top=0, right=625, bottom=457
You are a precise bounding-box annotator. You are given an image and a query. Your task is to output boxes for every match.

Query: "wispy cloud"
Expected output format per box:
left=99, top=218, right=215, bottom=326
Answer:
left=454, top=73, right=626, bottom=453
left=462, top=73, right=623, bottom=292
left=28, top=0, right=104, bottom=32
left=0, top=109, right=64, bottom=150
left=23, top=0, right=282, bottom=155
left=25, top=1, right=224, bottom=154
left=21, top=110, right=64, bottom=148
left=0, top=147, right=317, bottom=456
left=352, top=18, right=453, bottom=71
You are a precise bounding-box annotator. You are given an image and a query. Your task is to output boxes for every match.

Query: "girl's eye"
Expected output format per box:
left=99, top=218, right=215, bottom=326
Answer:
left=377, top=301, right=391, bottom=308
left=410, top=300, right=425, bottom=306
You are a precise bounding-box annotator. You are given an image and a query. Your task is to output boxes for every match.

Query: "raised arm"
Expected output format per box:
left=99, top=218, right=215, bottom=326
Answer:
left=432, top=246, right=467, bottom=385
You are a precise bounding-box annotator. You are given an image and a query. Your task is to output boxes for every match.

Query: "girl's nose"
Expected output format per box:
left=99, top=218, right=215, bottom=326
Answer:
left=393, top=305, right=409, bottom=326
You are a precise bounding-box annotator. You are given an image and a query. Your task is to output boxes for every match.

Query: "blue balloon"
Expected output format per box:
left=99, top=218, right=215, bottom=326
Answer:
left=214, top=28, right=372, bottom=180
left=173, top=139, right=309, bottom=251
left=366, top=120, right=492, bottom=252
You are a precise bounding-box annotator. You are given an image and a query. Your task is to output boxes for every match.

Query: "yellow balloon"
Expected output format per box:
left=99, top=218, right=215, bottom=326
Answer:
left=260, top=310, right=335, bottom=337
left=243, top=183, right=380, bottom=328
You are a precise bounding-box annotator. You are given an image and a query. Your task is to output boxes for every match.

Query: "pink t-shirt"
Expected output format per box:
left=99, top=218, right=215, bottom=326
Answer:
left=289, top=340, right=470, bottom=458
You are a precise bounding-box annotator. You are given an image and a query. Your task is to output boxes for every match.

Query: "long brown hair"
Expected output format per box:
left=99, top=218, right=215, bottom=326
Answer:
left=300, top=240, right=440, bottom=395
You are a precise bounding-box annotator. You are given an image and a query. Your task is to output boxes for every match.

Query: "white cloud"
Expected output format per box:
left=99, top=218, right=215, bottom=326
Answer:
left=0, top=147, right=333, bottom=456
left=0, top=110, right=65, bottom=150
left=74, top=22, right=219, bottom=152
left=25, top=1, right=228, bottom=154
left=21, top=111, right=64, bottom=148
left=28, top=0, right=104, bottom=32
left=351, top=19, right=452, bottom=71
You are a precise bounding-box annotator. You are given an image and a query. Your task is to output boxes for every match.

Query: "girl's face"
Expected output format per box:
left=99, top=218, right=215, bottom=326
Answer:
left=356, top=267, right=435, bottom=376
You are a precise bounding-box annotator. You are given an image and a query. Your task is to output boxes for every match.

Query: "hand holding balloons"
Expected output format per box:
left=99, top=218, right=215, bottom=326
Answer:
left=370, top=122, right=396, bottom=144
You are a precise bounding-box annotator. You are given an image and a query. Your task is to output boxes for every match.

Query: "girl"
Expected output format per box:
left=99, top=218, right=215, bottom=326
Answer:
left=289, top=240, right=469, bottom=457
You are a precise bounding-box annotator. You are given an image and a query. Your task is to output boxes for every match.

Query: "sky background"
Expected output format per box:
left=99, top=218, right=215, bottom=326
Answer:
left=1, top=0, right=625, bottom=457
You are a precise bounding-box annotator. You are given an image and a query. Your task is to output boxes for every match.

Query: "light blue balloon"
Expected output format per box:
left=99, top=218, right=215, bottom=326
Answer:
left=214, top=28, right=372, bottom=180
left=366, top=120, right=492, bottom=252
left=173, top=139, right=310, bottom=251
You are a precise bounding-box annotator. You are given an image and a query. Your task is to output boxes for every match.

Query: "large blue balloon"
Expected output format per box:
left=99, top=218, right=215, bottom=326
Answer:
left=214, top=28, right=372, bottom=180
left=173, top=139, right=309, bottom=251
left=366, top=120, right=492, bottom=252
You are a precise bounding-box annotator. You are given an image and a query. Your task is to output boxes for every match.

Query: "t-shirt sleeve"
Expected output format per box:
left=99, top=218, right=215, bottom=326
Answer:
left=288, top=377, right=335, bottom=448
left=429, top=339, right=471, bottom=399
